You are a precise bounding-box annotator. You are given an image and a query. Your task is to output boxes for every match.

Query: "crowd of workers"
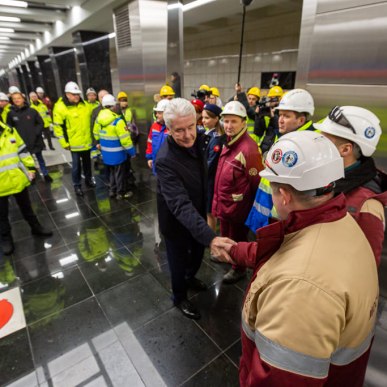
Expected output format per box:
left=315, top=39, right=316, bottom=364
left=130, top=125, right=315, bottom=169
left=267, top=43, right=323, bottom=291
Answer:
left=0, top=75, right=386, bottom=386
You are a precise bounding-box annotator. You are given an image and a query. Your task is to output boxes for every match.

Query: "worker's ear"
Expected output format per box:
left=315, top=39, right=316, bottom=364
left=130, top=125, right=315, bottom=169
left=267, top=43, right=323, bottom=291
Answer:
left=279, top=187, right=292, bottom=206
left=337, top=142, right=353, bottom=158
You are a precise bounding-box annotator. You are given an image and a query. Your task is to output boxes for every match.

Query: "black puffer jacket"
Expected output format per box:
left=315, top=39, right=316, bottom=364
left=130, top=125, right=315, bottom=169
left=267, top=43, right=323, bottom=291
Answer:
left=7, top=103, right=45, bottom=153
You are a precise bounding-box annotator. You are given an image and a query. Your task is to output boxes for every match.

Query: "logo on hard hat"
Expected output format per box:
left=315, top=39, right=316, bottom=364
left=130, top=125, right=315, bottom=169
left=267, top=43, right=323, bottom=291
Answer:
left=364, top=127, right=376, bottom=139
left=271, top=149, right=282, bottom=164
left=282, top=151, right=298, bottom=167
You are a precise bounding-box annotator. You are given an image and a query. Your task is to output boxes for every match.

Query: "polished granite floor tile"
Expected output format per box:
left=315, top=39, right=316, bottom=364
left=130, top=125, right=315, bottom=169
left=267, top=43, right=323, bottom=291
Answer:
left=28, top=298, right=113, bottom=382
left=191, top=282, right=244, bottom=350
left=14, top=245, right=73, bottom=284
left=12, top=231, right=66, bottom=261
left=49, top=202, right=98, bottom=229
left=21, top=266, right=92, bottom=324
left=97, top=273, right=172, bottom=331
left=79, top=247, right=145, bottom=294
left=128, top=188, right=156, bottom=206
left=225, top=339, right=242, bottom=368
left=85, top=195, right=135, bottom=215
left=10, top=213, right=55, bottom=243
left=182, top=354, right=239, bottom=387
left=133, top=199, right=158, bottom=220
left=67, top=230, right=122, bottom=262
left=99, top=206, right=143, bottom=231
left=149, top=260, right=226, bottom=301
left=0, top=328, right=35, bottom=386
left=109, top=224, right=145, bottom=246
left=126, top=239, right=168, bottom=271
left=43, top=339, right=145, bottom=387
left=128, top=307, right=220, bottom=386
left=0, top=257, right=19, bottom=293
left=57, top=217, right=103, bottom=243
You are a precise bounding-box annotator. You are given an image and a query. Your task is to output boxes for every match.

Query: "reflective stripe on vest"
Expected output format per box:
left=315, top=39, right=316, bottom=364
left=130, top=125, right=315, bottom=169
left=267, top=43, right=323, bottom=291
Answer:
left=0, top=153, right=18, bottom=161
left=100, top=146, right=124, bottom=152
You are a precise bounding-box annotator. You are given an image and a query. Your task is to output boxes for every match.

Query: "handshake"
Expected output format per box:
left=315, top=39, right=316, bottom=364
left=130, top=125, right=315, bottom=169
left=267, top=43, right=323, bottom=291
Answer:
left=209, top=237, right=237, bottom=264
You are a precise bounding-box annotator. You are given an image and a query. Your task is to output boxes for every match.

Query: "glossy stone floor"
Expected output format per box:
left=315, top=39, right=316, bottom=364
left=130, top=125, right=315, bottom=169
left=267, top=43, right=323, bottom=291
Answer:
left=0, top=156, right=386, bottom=387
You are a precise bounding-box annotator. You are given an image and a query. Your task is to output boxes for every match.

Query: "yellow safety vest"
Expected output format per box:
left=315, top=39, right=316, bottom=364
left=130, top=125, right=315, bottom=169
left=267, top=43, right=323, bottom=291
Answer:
left=0, top=120, right=35, bottom=197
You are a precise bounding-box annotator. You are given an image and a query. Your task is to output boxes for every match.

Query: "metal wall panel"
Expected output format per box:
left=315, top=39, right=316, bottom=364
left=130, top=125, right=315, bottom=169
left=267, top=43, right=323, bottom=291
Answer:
left=114, top=0, right=168, bottom=133
left=317, top=0, right=386, bottom=13
left=309, top=3, right=387, bottom=85
left=296, top=1, right=387, bottom=136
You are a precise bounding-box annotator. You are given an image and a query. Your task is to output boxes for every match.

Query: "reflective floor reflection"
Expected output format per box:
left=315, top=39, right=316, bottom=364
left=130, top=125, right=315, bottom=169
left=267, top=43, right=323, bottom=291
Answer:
left=0, top=156, right=386, bottom=387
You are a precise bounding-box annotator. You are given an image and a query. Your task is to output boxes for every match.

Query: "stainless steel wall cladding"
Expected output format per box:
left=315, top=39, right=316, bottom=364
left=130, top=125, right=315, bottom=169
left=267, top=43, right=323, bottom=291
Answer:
left=113, top=0, right=169, bottom=131
left=296, top=0, right=387, bottom=138
left=167, top=0, right=184, bottom=93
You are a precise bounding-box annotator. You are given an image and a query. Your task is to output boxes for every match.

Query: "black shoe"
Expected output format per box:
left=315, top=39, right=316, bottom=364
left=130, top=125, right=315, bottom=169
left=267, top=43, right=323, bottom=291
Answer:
left=187, top=277, right=207, bottom=291
left=223, top=268, right=246, bottom=284
left=75, top=187, right=84, bottom=197
left=50, top=147, right=55, bottom=151
left=1, top=237, right=14, bottom=255
left=31, top=226, right=53, bottom=237
left=175, top=299, right=201, bottom=320
left=109, top=191, right=116, bottom=198
left=44, top=174, right=53, bottom=183
left=85, top=181, right=96, bottom=188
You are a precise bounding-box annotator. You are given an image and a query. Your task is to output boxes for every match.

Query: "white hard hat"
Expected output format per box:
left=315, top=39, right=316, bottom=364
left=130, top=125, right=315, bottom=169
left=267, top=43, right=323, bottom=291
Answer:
left=315, top=106, right=381, bottom=157
left=260, top=131, right=344, bottom=191
left=0, top=92, right=9, bottom=101
left=64, top=81, right=82, bottom=94
left=9, top=86, right=21, bottom=94
left=275, top=88, right=314, bottom=116
left=102, top=94, right=116, bottom=107
left=86, top=87, right=96, bottom=95
left=36, top=87, right=44, bottom=94
left=221, top=101, right=247, bottom=118
left=153, top=99, right=170, bottom=112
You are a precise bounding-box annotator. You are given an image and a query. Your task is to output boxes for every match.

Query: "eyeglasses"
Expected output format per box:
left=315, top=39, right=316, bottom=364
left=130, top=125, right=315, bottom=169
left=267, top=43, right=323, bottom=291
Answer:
left=119, top=98, right=128, bottom=102
left=328, top=106, right=356, bottom=134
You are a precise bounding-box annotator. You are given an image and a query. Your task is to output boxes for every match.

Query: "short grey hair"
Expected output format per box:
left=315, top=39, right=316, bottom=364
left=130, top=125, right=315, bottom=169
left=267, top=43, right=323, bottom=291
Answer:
left=163, top=98, right=196, bottom=129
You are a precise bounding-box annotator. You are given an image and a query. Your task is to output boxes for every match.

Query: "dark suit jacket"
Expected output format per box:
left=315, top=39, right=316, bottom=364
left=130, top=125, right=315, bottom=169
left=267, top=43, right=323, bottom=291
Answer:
left=155, top=134, right=216, bottom=246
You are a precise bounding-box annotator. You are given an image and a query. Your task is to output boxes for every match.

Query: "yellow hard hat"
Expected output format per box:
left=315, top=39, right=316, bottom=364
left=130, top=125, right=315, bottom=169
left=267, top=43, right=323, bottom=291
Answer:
left=117, top=91, right=128, bottom=100
left=210, top=87, right=220, bottom=97
left=247, top=87, right=260, bottom=98
left=159, top=85, right=175, bottom=97
left=199, top=84, right=210, bottom=91
left=267, top=86, right=284, bottom=99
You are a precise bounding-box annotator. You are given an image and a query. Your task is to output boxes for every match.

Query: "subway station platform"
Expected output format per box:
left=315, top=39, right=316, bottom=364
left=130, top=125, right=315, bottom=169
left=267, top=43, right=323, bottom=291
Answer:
left=0, top=152, right=386, bottom=387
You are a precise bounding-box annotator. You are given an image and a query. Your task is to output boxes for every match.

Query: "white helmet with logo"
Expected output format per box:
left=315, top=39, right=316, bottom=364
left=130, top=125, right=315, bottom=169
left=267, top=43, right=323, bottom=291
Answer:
left=86, top=87, right=97, bottom=96
left=0, top=92, right=9, bottom=101
left=64, top=81, right=82, bottom=94
left=102, top=94, right=116, bottom=107
left=9, top=86, right=21, bottom=94
left=153, top=99, right=170, bottom=112
left=260, top=131, right=344, bottom=191
left=275, top=88, right=314, bottom=116
left=315, top=106, right=381, bottom=157
left=36, top=86, right=44, bottom=94
left=221, top=101, right=247, bottom=118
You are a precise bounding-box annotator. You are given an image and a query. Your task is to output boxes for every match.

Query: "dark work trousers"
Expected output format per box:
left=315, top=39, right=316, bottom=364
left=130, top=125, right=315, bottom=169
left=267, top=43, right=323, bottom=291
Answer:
left=220, top=219, right=249, bottom=272
left=0, top=188, right=39, bottom=239
left=164, top=235, right=205, bottom=304
left=107, top=161, right=127, bottom=195
left=71, top=150, right=92, bottom=188
left=43, top=126, right=54, bottom=149
left=34, top=151, right=48, bottom=176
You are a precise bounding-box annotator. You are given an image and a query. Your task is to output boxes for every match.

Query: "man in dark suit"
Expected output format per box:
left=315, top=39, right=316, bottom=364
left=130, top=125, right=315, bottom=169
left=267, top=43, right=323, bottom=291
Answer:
left=155, top=98, right=234, bottom=320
